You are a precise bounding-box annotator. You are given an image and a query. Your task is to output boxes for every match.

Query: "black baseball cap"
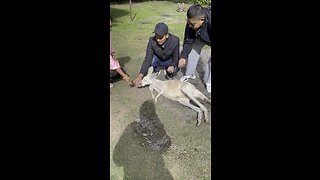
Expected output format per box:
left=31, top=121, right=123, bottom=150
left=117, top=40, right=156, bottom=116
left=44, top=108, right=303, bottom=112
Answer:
left=153, top=22, right=168, bottom=37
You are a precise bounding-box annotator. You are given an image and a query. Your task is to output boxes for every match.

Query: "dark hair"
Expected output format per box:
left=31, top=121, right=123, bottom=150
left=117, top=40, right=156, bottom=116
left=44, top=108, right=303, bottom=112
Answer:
left=187, top=4, right=204, bottom=19
left=110, top=16, right=113, bottom=22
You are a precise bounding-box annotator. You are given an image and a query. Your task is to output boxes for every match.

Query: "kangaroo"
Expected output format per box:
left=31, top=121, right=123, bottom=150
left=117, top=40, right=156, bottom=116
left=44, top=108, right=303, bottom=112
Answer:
left=141, top=67, right=211, bottom=125
left=177, top=2, right=186, bottom=12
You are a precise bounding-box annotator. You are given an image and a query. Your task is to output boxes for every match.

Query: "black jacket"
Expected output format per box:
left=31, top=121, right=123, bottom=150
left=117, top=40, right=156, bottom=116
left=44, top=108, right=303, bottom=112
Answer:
left=139, top=34, right=180, bottom=76
left=181, top=7, right=211, bottom=60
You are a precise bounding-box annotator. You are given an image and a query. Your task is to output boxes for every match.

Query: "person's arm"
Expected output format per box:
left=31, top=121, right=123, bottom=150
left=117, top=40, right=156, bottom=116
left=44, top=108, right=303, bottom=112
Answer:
left=180, top=24, right=196, bottom=61
left=168, top=37, right=180, bottom=73
left=134, top=39, right=154, bottom=87
left=115, top=68, right=133, bottom=86
left=139, top=38, right=154, bottom=76
left=133, top=73, right=144, bottom=87
left=115, top=68, right=126, bottom=78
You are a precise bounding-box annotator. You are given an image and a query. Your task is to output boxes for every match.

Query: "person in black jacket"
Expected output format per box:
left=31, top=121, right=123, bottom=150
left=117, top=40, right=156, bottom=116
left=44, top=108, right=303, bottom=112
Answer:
left=134, top=22, right=180, bottom=87
left=178, top=4, right=212, bottom=93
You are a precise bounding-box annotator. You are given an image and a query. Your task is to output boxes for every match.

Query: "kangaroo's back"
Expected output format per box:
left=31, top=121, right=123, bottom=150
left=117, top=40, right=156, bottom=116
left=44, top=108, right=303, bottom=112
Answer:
left=155, top=80, right=187, bottom=100
left=153, top=80, right=210, bottom=104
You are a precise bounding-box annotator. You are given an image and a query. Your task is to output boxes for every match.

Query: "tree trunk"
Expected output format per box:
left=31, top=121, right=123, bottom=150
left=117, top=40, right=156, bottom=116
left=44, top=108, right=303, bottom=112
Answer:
left=129, top=0, right=132, bottom=21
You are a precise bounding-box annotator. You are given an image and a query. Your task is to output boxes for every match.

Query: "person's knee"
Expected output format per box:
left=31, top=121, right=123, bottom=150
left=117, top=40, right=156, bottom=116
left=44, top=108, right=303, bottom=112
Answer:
left=151, top=55, right=160, bottom=66
left=151, top=60, right=157, bottom=67
left=151, top=64, right=160, bottom=73
left=110, top=70, right=118, bottom=79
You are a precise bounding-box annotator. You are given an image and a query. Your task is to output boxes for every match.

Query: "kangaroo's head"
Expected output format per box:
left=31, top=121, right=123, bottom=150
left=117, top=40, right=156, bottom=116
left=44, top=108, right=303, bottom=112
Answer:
left=141, top=66, right=158, bottom=87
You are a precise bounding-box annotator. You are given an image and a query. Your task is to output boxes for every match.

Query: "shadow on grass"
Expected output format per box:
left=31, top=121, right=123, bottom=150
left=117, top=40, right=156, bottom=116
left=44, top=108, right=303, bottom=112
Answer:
left=110, top=7, right=130, bottom=26
left=113, top=100, right=173, bottom=180
left=117, top=56, right=131, bottom=67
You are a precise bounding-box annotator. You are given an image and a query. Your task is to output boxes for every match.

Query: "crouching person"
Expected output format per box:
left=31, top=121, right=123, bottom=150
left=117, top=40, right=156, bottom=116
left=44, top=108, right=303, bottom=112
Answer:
left=110, top=17, right=133, bottom=87
left=110, top=54, right=133, bottom=87
left=134, top=22, right=180, bottom=87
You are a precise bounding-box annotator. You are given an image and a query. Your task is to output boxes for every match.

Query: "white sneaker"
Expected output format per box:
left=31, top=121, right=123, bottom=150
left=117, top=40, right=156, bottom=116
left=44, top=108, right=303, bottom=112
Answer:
left=206, top=83, right=211, bottom=93
left=180, top=74, right=196, bottom=82
left=110, top=83, right=113, bottom=88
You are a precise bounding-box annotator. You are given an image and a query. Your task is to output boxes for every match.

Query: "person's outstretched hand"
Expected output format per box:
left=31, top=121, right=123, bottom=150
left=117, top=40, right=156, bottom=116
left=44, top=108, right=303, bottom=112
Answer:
left=133, top=77, right=142, bottom=88
left=122, top=74, right=133, bottom=86
left=134, top=74, right=144, bottom=88
left=178, top=58, right=186, bottom=68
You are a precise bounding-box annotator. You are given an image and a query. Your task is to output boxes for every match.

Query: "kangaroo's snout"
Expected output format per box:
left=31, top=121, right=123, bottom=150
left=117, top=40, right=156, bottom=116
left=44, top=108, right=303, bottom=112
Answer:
left=141, top=79, right=149, bottom=87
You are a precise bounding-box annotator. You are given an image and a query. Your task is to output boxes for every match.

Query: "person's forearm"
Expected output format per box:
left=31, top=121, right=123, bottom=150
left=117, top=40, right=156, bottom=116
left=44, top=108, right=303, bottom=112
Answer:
left=140, top=41, right=154, bottom=76
left=181, top=42, right=192, bottom=60
left=171, top=44, right=180, bottom=67
left=115, top=68, right=127, bottom=78
left=181, top=24, right=196, bottom=60
left=137, top=73, right=144, bottom=79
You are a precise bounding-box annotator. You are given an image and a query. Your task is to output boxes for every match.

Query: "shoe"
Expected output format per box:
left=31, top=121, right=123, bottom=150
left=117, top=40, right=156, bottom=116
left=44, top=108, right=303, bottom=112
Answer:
left=206, top=83, right=211, bottom=93
left=180, top=74, right=196, bottom=82
left=110, top=83, right=113, bottom=88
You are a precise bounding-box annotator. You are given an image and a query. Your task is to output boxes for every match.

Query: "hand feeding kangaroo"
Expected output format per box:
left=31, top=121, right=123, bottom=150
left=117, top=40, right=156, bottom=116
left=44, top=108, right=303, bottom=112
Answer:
left=141, top=67, right=211, bottom=125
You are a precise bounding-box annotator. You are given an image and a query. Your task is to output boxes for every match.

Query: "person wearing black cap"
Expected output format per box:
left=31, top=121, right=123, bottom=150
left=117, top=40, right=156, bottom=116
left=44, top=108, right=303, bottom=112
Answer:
left=178, top=4, right=211, bottom=93
left=133, top=22, right=180, bottom=87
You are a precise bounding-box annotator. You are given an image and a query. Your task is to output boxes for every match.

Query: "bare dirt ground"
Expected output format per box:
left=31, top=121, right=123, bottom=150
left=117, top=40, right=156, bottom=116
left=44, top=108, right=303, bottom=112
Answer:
left=110, top=49, right=212, bottom=179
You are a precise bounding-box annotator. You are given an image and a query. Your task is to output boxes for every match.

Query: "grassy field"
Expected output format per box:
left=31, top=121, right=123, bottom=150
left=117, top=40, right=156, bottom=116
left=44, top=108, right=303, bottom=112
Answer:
left=111, top=1, right=190, bottom=74
left=110, top=1, right=211, bottom=179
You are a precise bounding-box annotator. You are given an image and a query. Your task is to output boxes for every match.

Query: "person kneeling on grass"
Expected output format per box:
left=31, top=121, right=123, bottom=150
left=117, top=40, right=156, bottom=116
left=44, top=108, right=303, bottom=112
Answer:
left=134, top=22, right=180, bottom=87
left=110, top=17, right=133, bottom=87
left=110, top=54, right=133, bottom=87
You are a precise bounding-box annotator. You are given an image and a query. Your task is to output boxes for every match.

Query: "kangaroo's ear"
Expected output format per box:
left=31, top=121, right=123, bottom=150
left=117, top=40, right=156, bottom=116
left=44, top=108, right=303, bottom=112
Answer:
left=147, top=66, right=154, bottom=75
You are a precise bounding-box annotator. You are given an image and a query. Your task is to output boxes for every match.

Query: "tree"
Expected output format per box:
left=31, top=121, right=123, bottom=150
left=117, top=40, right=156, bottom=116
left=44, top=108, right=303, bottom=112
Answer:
left=129, top=0, right=133, bottom=21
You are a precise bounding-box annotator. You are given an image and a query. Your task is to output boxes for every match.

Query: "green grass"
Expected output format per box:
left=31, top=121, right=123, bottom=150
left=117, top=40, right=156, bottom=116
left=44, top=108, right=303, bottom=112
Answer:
left=111, top=1, right=191, bottom=76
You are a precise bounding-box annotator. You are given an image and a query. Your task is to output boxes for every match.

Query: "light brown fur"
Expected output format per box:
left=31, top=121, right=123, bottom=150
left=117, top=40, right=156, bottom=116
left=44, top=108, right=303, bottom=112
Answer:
left=141, top=67, right=211, bottom=125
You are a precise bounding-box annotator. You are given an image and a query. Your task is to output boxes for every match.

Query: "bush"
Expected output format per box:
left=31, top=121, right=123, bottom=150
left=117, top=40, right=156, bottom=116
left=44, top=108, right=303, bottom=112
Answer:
left=194, top=0, right=211, bottom=6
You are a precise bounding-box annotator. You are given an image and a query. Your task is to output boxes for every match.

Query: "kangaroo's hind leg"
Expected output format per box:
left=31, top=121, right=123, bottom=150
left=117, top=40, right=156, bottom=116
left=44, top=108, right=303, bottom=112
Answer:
left=181, top=85, right=210, bottom=123
left=178, top=98, right=203, bottom=126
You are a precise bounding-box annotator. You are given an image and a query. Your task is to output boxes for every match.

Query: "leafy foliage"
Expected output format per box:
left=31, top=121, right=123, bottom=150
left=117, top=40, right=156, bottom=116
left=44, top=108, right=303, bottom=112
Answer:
left=194, top=0, right=211, bottom=6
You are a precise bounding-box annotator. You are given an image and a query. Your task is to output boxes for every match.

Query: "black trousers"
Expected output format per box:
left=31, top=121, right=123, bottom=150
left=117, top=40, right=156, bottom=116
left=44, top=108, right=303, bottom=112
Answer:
left=110, top=67, right=127, bottom=82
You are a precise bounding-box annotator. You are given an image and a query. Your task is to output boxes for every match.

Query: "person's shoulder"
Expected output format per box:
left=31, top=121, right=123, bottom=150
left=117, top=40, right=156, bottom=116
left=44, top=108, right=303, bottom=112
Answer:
left=148, top=37, right=156, bottom=45
left=169, top=34, right=180, bottom=42
left=204, top=5, right=211, bottom=11
left=204, top=6, right=211, bottom=16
